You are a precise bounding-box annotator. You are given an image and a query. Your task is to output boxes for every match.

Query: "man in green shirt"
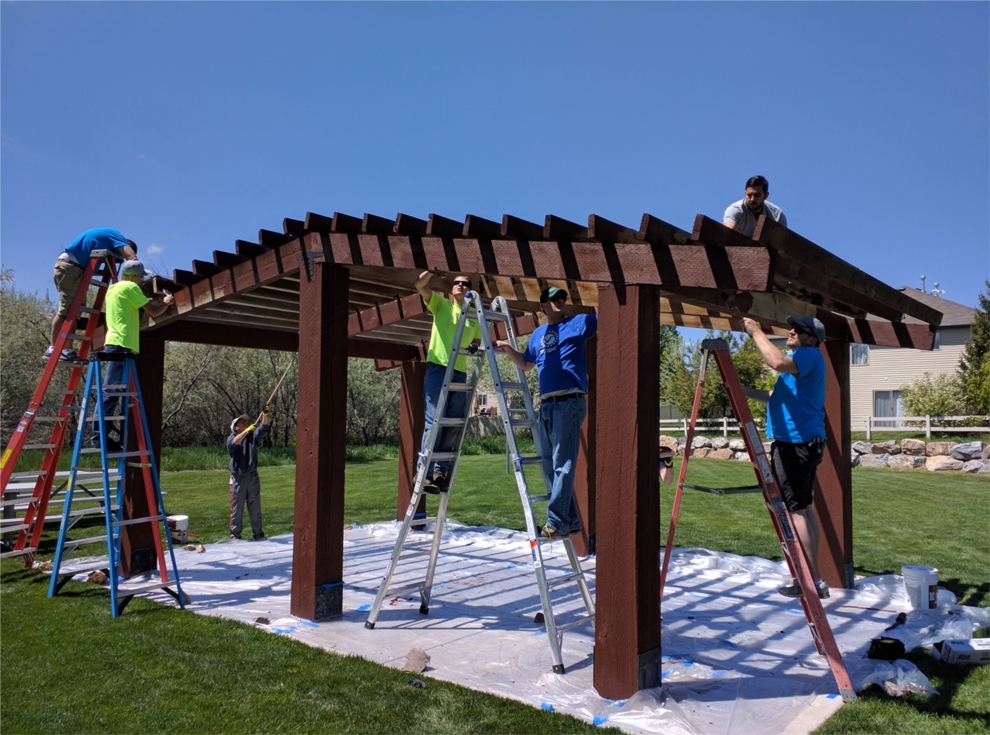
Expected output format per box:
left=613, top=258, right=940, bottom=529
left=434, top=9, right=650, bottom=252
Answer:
left=91, top=260, right=173, bottom=452
left=414, top=270, right=482, bottom=492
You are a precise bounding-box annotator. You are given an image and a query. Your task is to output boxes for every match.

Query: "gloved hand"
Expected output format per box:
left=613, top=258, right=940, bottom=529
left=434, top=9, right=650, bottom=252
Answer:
left=263, top=405, right=270, bottom=416
left=246, top=424, right=256, bottom=433
left=659, top=448, right=674, bottom=469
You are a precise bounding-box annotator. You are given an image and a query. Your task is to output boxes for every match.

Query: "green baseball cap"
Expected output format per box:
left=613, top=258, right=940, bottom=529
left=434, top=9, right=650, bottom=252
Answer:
left=540, top=286, right=569, bottom=303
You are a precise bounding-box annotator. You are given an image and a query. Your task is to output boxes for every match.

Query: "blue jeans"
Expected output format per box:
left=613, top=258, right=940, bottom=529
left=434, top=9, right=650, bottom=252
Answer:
left=537, top=395, right=587, bottom=533
left=419, top=362, right=467, bottom=476
left=91, top=345, right=132, bottom=444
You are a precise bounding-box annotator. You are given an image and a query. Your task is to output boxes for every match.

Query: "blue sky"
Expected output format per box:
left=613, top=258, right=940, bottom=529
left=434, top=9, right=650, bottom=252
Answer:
left=3, top=2, right=988, bottom=317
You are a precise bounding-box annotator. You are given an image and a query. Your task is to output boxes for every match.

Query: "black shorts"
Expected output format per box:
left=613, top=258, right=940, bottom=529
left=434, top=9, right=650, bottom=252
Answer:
left=770, top=440, right=824, bottom=512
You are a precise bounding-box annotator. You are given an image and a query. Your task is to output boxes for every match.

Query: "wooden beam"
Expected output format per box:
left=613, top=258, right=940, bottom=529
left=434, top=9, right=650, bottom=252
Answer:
left=292, top=263, right=349, bottom=621
left=594, top=284, right=661, bottom=698
left=572, top=337, right=596, bottom=557
left=427, top=213, right=464, bottom=238
left=213, top=250, right=244, bottom=268
left=398, top=362, right=428, bottom=522
left=155, top=321, right=299, bottom=351
left=752, top=217, right=943, bottom=325
left=349, top=294, right=427, bottom=336
left=192, top=260, right=224, bottom=277
left=818, top=340, right=854, bottom=589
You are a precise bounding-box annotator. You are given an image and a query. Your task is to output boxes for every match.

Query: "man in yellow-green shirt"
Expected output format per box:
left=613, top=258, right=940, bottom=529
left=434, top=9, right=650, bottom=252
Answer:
left=91, top=260, right=173, bottom=452
left=414, top=270, right=482, bottom=492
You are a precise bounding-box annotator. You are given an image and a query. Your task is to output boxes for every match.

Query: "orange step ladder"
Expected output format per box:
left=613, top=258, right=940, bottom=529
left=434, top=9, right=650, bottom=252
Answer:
left=660, top=338, right=856, bottom=702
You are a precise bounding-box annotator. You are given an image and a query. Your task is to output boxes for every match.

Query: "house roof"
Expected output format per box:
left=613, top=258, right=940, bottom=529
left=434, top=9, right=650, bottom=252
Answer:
left=896, top=287, right=977, bottom=327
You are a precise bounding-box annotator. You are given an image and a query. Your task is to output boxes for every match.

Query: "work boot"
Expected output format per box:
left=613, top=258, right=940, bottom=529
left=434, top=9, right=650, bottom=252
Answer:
left=430, top=473, right=449, bottom=493
left=420, top=475, right=441, bottom=495
left=539, top=524, right=570, bottom=540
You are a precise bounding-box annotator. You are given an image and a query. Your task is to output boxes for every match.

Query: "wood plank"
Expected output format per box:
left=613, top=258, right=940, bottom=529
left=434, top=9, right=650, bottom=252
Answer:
left=213, top=250, right=245, bottom=268
left=819, top=340, right=854, bottom=589
left=427, top=213, right=464, bottom=237
left=594, top=284, right=661, bottom=698
left=398, top=361, right=428, bottom=521
left=155, top=321, right=299, bottom=351
left=463, top=214, right=501, bottom=239
left=394, top=213, right=428, bottom=236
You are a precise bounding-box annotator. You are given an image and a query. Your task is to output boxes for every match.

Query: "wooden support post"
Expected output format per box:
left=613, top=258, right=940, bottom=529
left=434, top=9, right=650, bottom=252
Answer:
left=398, top=361, right=427, bottom=521
left=572, top=337, right=596, bottom=556
left=593, top=284, right=661, bottom=699
left=291, top=261, right=349, bottom=620
left=818, top=339, right=854, bottom=588
left=121, top=331, right=165, bottom=577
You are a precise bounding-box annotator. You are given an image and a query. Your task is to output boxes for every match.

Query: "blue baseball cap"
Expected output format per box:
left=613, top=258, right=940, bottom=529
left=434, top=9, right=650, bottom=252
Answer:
left=787, top=316, right=825, bottom=343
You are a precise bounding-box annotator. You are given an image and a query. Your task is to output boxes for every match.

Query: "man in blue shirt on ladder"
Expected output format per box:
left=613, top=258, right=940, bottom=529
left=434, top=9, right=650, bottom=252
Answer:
left=741, top=315, right=829, bottom=600
left=494, top=287, right=597, bottom=540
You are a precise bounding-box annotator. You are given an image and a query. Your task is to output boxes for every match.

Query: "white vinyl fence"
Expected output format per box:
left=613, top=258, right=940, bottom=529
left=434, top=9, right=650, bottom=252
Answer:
left=658, top=416, right=989, bottom=440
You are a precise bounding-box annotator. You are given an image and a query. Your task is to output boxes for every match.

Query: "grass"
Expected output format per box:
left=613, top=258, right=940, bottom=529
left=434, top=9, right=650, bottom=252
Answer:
left=2, top=453, right=988, bottom=734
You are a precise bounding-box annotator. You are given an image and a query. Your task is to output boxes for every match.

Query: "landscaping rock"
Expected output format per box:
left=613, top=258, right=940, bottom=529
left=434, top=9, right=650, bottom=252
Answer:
left=858, top=453, right=889, bottom=468
left=659, top=435, right=679, bottom=452
left=709, top=448, right=735, bottom=460
left=983, top=445, right=990, bottom=460
left=692, top=447, right=711, bottom=458
left=950, top=441, right=984, bottom=461
left=729, top=439, right=746, bottom=451
left=852, top=441, right=873, bottom=455
left=901, top=438, right=927, bottom=456
left=762, top=442, right=773, bottom=455
left=926, top=455, right=964, bottom=472
left=850, top=452, right=860, bottom=467
left=888, top=455, right=926, bottom=470
left=926, top=441, right=957, bottom=457
left=710, top=437, right=730, bottom=450
left=677, top=436, right=688, bottom=448
left=401, top=648, right=431, bottom=673
left=735, top=452, right=751, bottom=461
left=872, top=440, right=900, bottom=455
left=692, top=436, right=712, bottom=449
left=963, top=459, right=990, bottom=474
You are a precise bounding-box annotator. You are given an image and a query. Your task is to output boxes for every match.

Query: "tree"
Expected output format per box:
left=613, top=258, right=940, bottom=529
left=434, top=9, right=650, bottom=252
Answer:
left=959, top=280, right=990, bottom=413
left=345, top=358, right=400, bottom=445
left=900, top=371, right=967, bottom=421
left=0, top=269, right=57, bottom=445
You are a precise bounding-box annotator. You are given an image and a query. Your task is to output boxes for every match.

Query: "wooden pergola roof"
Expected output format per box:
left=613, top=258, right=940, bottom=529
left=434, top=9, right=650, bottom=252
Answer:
left=144, top=210, right=943, bottom=355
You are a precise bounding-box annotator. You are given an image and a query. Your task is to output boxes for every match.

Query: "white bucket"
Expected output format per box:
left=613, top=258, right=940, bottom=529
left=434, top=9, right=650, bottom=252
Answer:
left=167, top=514, right=189, bottom=544
left=902, top=565, right=938, bottom=610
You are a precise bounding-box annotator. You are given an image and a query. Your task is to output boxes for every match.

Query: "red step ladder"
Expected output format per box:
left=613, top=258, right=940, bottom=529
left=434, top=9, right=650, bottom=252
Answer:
left=0, top=251, right=119, bottom=565
left=660, top=338, right=856, bottom=702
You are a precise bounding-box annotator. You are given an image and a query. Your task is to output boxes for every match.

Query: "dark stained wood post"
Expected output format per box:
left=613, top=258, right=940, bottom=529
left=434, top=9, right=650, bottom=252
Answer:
left=572, top=337, right=596, bottom=556
left=594, top=284, right=661, bottom=699
left=398, top=360, right=427, bottom=521
left=121, top=331, right=165, bottom=576
left=817, top=339, right=853, bottom=588
left=291, top=259, right=349, bottom=620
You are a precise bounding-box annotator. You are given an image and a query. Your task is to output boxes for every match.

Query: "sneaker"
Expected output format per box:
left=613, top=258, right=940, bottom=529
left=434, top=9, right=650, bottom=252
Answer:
left=777, top=579, right=830, bottom=599
left=42, top=345, right=55, bottom=361
left=230, top=534, right=242, bottom=540
left=59, top=348, right=84, bottom=363
left=252, top=534, right=266, bottom=542
left=420, top=476, right=441, bottom=496
left=430, top=473, right=449, bottom=493
left=539, top=524, right=570, bottom=540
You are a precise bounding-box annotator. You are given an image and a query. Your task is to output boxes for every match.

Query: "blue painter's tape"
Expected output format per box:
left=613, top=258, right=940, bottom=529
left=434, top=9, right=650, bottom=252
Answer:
left=661, top=671, right=670, bottom=679
left=683, top=661, right=694, bottom=667
left=323, top=582, right=343, bottom=589
left=827, top=693, right=839, bottom=699
left=356, top=604, right=371, bottom=611
left=540, top=703, right=554, bottom=711
left=299, top=619, right=319, bottom=627
left=786, top=608, right=804, bottom=615
left=593, top=716, right=609, bottom=726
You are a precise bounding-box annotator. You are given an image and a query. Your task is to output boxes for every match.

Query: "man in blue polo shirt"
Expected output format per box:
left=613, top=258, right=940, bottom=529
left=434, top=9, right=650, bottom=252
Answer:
left=47, top=228, right=139, bottom=362
left=494, top=287, right=597, bottom=539
left=741, top=315, right=828, bottom=599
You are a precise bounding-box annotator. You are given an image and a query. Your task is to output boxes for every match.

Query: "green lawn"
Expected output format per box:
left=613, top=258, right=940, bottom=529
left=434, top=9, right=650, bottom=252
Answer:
left=2, top=452, right=988, bottom=734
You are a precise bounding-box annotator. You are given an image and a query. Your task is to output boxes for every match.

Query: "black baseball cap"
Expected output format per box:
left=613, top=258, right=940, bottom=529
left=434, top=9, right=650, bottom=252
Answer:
left=787, top=316, right=825, bottom=343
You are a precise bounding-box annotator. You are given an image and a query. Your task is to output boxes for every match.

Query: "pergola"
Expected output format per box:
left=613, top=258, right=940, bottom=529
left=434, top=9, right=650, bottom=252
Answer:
left=118, top=209, right=941, bottom=699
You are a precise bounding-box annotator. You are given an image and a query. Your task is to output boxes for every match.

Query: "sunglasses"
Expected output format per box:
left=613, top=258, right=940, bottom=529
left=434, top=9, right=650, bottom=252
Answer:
left=452, top=280, right=472, bottom=288
left=791, top=325, right=815, bottom=339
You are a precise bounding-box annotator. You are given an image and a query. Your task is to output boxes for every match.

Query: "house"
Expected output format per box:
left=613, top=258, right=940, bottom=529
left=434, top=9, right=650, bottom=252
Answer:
left=849, top=287, right=977, bottom=423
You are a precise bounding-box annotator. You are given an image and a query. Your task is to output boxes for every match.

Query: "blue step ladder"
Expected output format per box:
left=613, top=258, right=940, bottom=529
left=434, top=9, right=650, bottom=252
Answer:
left=48, top=351, right=187, bottom=617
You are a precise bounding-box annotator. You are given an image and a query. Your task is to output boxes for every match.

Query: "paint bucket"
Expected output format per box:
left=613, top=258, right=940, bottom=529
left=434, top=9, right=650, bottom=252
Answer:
left=902, top=565, right=938, bottom=610
left=167, top=514, right=189, bottom=544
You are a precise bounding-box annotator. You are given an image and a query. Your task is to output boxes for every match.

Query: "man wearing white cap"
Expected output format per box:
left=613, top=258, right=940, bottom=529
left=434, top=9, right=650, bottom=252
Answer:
left=741, top=315, right=829, bottom=600
left=227, top=411, right=270, bottom=541
left=494, top=287, right=597, bottom=540
left=91, top=259, right=173, bottom=452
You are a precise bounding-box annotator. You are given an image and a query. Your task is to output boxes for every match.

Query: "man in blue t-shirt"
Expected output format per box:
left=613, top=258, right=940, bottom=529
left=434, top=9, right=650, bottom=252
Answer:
left=47, top=228, right=140, bottom=363
left=741, top=315, right=828, bottom=600
left=494, top=287, right=597, bottom=539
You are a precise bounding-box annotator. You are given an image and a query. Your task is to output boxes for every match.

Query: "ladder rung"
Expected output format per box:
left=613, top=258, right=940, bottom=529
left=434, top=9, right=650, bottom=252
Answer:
left=84, top=416, right=125, bottom=423
left=385, top=582, right=423, bottom=597
left=508, top=419, right=534, bottom=429
left=680, top=483, right=763, bottom=496
left=397, top=550, right=431, bottom=562
left=476, top=309, right=510, bottom=322
left=0, top=496, right=39, bottom=507
left=113, top=515, right=164, bottom=528
left=0, top=547, right=36, bottom=560
left=116, top=579, right=179, bottom=596
left=446, top=383, right=475, bottom=392
left=529, top=493, right=551, bottom=503
left=55, top=559, right=110, bottom=576
left=429, top=452, right=458, bottom=462
left=7, top=470, right=48, bottom=480
left=455, top=348, right=484, bottom=357
left=67, top=506, right=119, bottom=518
left=65, top=333, right=93, bottom=342
left=102, top=392, right=138, bottom=398
left=436, top=418, right=469, bottom=427
left=63, top=534, right=110, bottom=548
left=555, top=615, right=595, bottom=634
left=516, top=455, right=543, bottom=466
left=89, top=279, right=111, bottom=288
left=106, top=451, right=150, bottom=459
left=39, top=404, right=81, bottom=411
left=22, top=443, right=57, bottom=450
left=78, top=306, right=100, bottom=315
left=0, top=521, right=31, bottom=532
left=32, top=416, right=69, bottom=423
left=497, top=382, right=526, bottom=392
left=545, top=571, right=582, bottom=590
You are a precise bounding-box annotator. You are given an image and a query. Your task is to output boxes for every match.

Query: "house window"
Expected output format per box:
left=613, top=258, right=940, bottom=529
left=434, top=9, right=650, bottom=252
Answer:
left=933, top=332, right=941, bottom=350
left=478, top=394, right=487, bottom=406
left=874, top=390, right=903, bottom=427
left=851, top=344, right=869, bottom=365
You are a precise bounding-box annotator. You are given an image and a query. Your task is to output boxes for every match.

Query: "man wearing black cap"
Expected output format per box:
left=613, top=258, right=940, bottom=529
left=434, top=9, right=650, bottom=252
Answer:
left=741, top=315, right=829, bottom=599
left=494, top=286, right=596, bottom=539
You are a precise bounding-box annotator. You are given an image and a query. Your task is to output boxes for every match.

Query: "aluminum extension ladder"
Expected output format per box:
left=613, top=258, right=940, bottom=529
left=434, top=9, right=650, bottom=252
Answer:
left=365, top=291, right=596, bottom=674
left=47, top=353, right=186, bottom=617
left=660, top=338, right=856, bottom=701
left=1, top=250, right=119, bottom=565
